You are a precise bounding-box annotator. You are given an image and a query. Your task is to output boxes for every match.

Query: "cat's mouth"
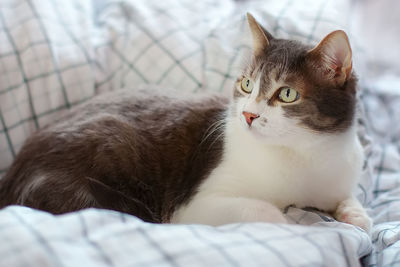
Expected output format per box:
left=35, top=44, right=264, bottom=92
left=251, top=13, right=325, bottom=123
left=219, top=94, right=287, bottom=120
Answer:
left=240, top=118, right=265, bottom=138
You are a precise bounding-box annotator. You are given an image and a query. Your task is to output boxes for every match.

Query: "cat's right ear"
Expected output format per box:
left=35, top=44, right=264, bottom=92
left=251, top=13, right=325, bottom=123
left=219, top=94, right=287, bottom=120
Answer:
left=307, top=30, right=352, bottom=86
left=247, top=13, right=270, bottom=56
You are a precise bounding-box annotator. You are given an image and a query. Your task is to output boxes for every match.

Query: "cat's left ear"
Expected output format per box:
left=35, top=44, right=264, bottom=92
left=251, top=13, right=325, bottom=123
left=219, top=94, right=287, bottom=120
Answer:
left=308, top=30, right=352, bottom=86
left=247, top=13, right=270, bottom=56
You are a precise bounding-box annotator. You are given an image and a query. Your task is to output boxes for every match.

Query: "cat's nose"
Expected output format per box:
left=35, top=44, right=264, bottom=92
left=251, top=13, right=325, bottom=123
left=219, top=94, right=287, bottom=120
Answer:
left=242, top=111, right=260, bottom=126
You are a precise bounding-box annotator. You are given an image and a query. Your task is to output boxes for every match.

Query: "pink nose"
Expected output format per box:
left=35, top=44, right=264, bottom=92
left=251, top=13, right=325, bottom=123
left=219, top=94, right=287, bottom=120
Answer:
left=242, top=111, right=260, bottom=126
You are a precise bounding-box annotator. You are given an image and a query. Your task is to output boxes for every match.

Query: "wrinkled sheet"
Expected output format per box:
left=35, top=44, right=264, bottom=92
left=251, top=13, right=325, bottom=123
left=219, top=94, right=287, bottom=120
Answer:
left=0, top=206, right=371, bottom=267
left=0, top=0, right=399, bottom=266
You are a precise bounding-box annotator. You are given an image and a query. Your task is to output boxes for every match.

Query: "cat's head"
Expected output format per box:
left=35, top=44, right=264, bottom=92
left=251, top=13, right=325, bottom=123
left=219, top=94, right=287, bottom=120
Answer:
left=231, top=13, right=357, bottom=145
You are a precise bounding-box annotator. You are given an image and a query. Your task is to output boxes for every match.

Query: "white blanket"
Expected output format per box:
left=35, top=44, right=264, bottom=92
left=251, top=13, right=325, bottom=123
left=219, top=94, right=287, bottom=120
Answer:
left=0, top=0, right=399, bottom=266
left=0, top=206, right=371, bottom=267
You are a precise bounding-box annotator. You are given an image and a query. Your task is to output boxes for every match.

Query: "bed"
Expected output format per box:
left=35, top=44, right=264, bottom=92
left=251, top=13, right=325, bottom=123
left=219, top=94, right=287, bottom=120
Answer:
left=0, top=0, right=399, bottom=266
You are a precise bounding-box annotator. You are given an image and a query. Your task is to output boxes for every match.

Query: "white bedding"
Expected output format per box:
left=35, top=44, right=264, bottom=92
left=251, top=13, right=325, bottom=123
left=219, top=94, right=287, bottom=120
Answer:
left=0, top=0, right=399, bottom=266
left=0, top=206, right=371, bottom=267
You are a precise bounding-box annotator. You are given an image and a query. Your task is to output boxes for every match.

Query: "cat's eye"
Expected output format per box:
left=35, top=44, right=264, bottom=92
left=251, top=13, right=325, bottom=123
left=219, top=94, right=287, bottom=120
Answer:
left=241, top=77, right=254, bottom=93
left=278, top=87, right=299, bottom=103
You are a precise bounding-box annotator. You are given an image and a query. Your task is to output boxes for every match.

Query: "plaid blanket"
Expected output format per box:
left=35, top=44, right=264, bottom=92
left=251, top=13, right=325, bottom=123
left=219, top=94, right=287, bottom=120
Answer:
left=0, top=0, right=399, bottom=266
left=0, top=206, right=371, bottom=267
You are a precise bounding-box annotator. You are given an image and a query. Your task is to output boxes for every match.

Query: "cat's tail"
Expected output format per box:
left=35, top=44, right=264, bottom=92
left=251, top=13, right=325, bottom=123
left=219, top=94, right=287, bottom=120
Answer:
left=0, top=166, right=160, bottom=223
left=0, top=177, right=8, bottom=208
left=0, top=167, right=23, bottom=209
left=83, top=176, right=160, bottom=222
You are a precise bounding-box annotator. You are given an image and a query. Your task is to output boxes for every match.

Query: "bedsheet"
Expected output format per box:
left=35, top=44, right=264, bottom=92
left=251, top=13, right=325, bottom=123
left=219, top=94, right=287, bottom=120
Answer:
left=0, top=0, right=399, bottom=266
left=0, top=206, right=372, bottom=267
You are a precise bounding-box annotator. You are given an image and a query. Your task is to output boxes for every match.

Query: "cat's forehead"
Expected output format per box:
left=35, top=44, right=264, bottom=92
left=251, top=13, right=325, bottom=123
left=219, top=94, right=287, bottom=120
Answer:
left=258, top=69, right=287, bottom=97
left=256, top=39, right=310, bottom=70
left=250, top=39, right=311, bottom=95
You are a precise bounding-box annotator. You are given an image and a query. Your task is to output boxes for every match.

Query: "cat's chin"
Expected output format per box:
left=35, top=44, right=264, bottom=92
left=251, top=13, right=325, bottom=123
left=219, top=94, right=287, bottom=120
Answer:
left=241, top=123, right=268, bottom=140
left=247, top=131, right=281, bottom=145
left=241, top=123, right=290, bottom=146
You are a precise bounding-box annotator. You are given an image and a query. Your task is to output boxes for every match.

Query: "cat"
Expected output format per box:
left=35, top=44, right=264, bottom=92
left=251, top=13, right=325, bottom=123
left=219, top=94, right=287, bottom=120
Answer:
left=0, top=13, right=371, bottom=231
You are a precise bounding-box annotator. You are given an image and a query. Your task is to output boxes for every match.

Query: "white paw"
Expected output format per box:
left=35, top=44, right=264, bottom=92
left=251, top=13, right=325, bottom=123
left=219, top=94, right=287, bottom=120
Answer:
left=255, top=202, right=288, bottom=224
left=334, top=201, right=372, bottom=233
left=170, top=196, right=288, bottom=226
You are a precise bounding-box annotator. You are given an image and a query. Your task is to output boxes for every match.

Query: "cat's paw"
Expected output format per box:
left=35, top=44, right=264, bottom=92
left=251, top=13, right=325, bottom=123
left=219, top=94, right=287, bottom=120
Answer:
left=238, top=199, right=288, bottom=224
left=257, top=202, right=288, bottom=224
left=334, top=199, right=372, bottom=233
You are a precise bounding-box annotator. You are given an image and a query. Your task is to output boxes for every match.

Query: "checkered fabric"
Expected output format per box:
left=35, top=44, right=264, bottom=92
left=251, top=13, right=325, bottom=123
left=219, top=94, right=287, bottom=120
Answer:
left=0, top=0, right=399, bottom=266
left=0, top=206, right=372, bottom=267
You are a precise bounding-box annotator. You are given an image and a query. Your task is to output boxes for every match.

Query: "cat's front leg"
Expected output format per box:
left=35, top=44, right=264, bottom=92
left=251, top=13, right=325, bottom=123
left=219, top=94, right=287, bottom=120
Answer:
left=171, top=196, right=287, bottom=226
left=334, top=198, right=372, bottom=233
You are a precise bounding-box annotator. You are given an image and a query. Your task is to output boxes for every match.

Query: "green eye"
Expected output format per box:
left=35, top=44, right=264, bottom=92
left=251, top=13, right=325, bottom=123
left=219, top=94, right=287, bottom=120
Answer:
left=241, top=77, right=253, bottom=93
left=278, top=87, right=299, bottom=103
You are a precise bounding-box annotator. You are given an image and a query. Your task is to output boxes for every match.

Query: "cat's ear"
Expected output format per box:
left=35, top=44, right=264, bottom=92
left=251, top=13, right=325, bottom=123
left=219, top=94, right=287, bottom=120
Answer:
left=247, top=13, right=270, bottom=56
left=308, top=30, right=352, bottom=85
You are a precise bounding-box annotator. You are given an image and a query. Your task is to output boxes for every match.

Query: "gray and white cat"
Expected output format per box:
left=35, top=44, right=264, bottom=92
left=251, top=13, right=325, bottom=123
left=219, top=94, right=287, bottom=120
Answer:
left=0, top=14, right=371, bottom=231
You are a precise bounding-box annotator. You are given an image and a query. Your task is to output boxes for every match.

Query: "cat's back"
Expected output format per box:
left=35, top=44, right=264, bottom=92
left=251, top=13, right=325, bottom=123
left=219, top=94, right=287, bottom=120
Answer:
left=52, top=86, right=226, bottom=130
left=0, top=86, right=229, bottom=222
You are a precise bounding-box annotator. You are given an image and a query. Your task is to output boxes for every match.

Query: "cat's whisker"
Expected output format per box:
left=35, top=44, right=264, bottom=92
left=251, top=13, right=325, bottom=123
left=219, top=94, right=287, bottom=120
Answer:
left=199, top=119, right=225, bottom=147
left=190, top=118, right=225, bottom=163
left=206, top=131, right=225, bottom=154
left=202, top=124, right=225, bottom=152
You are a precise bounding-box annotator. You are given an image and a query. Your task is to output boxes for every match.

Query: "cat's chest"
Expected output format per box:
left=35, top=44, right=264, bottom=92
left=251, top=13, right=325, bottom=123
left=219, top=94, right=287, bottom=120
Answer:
left=199, top=141, right=361, bottom=211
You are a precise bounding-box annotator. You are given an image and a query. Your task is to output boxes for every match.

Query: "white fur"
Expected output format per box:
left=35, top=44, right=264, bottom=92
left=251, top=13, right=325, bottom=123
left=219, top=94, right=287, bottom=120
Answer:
left=171, top=76, right=370, bottom=230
